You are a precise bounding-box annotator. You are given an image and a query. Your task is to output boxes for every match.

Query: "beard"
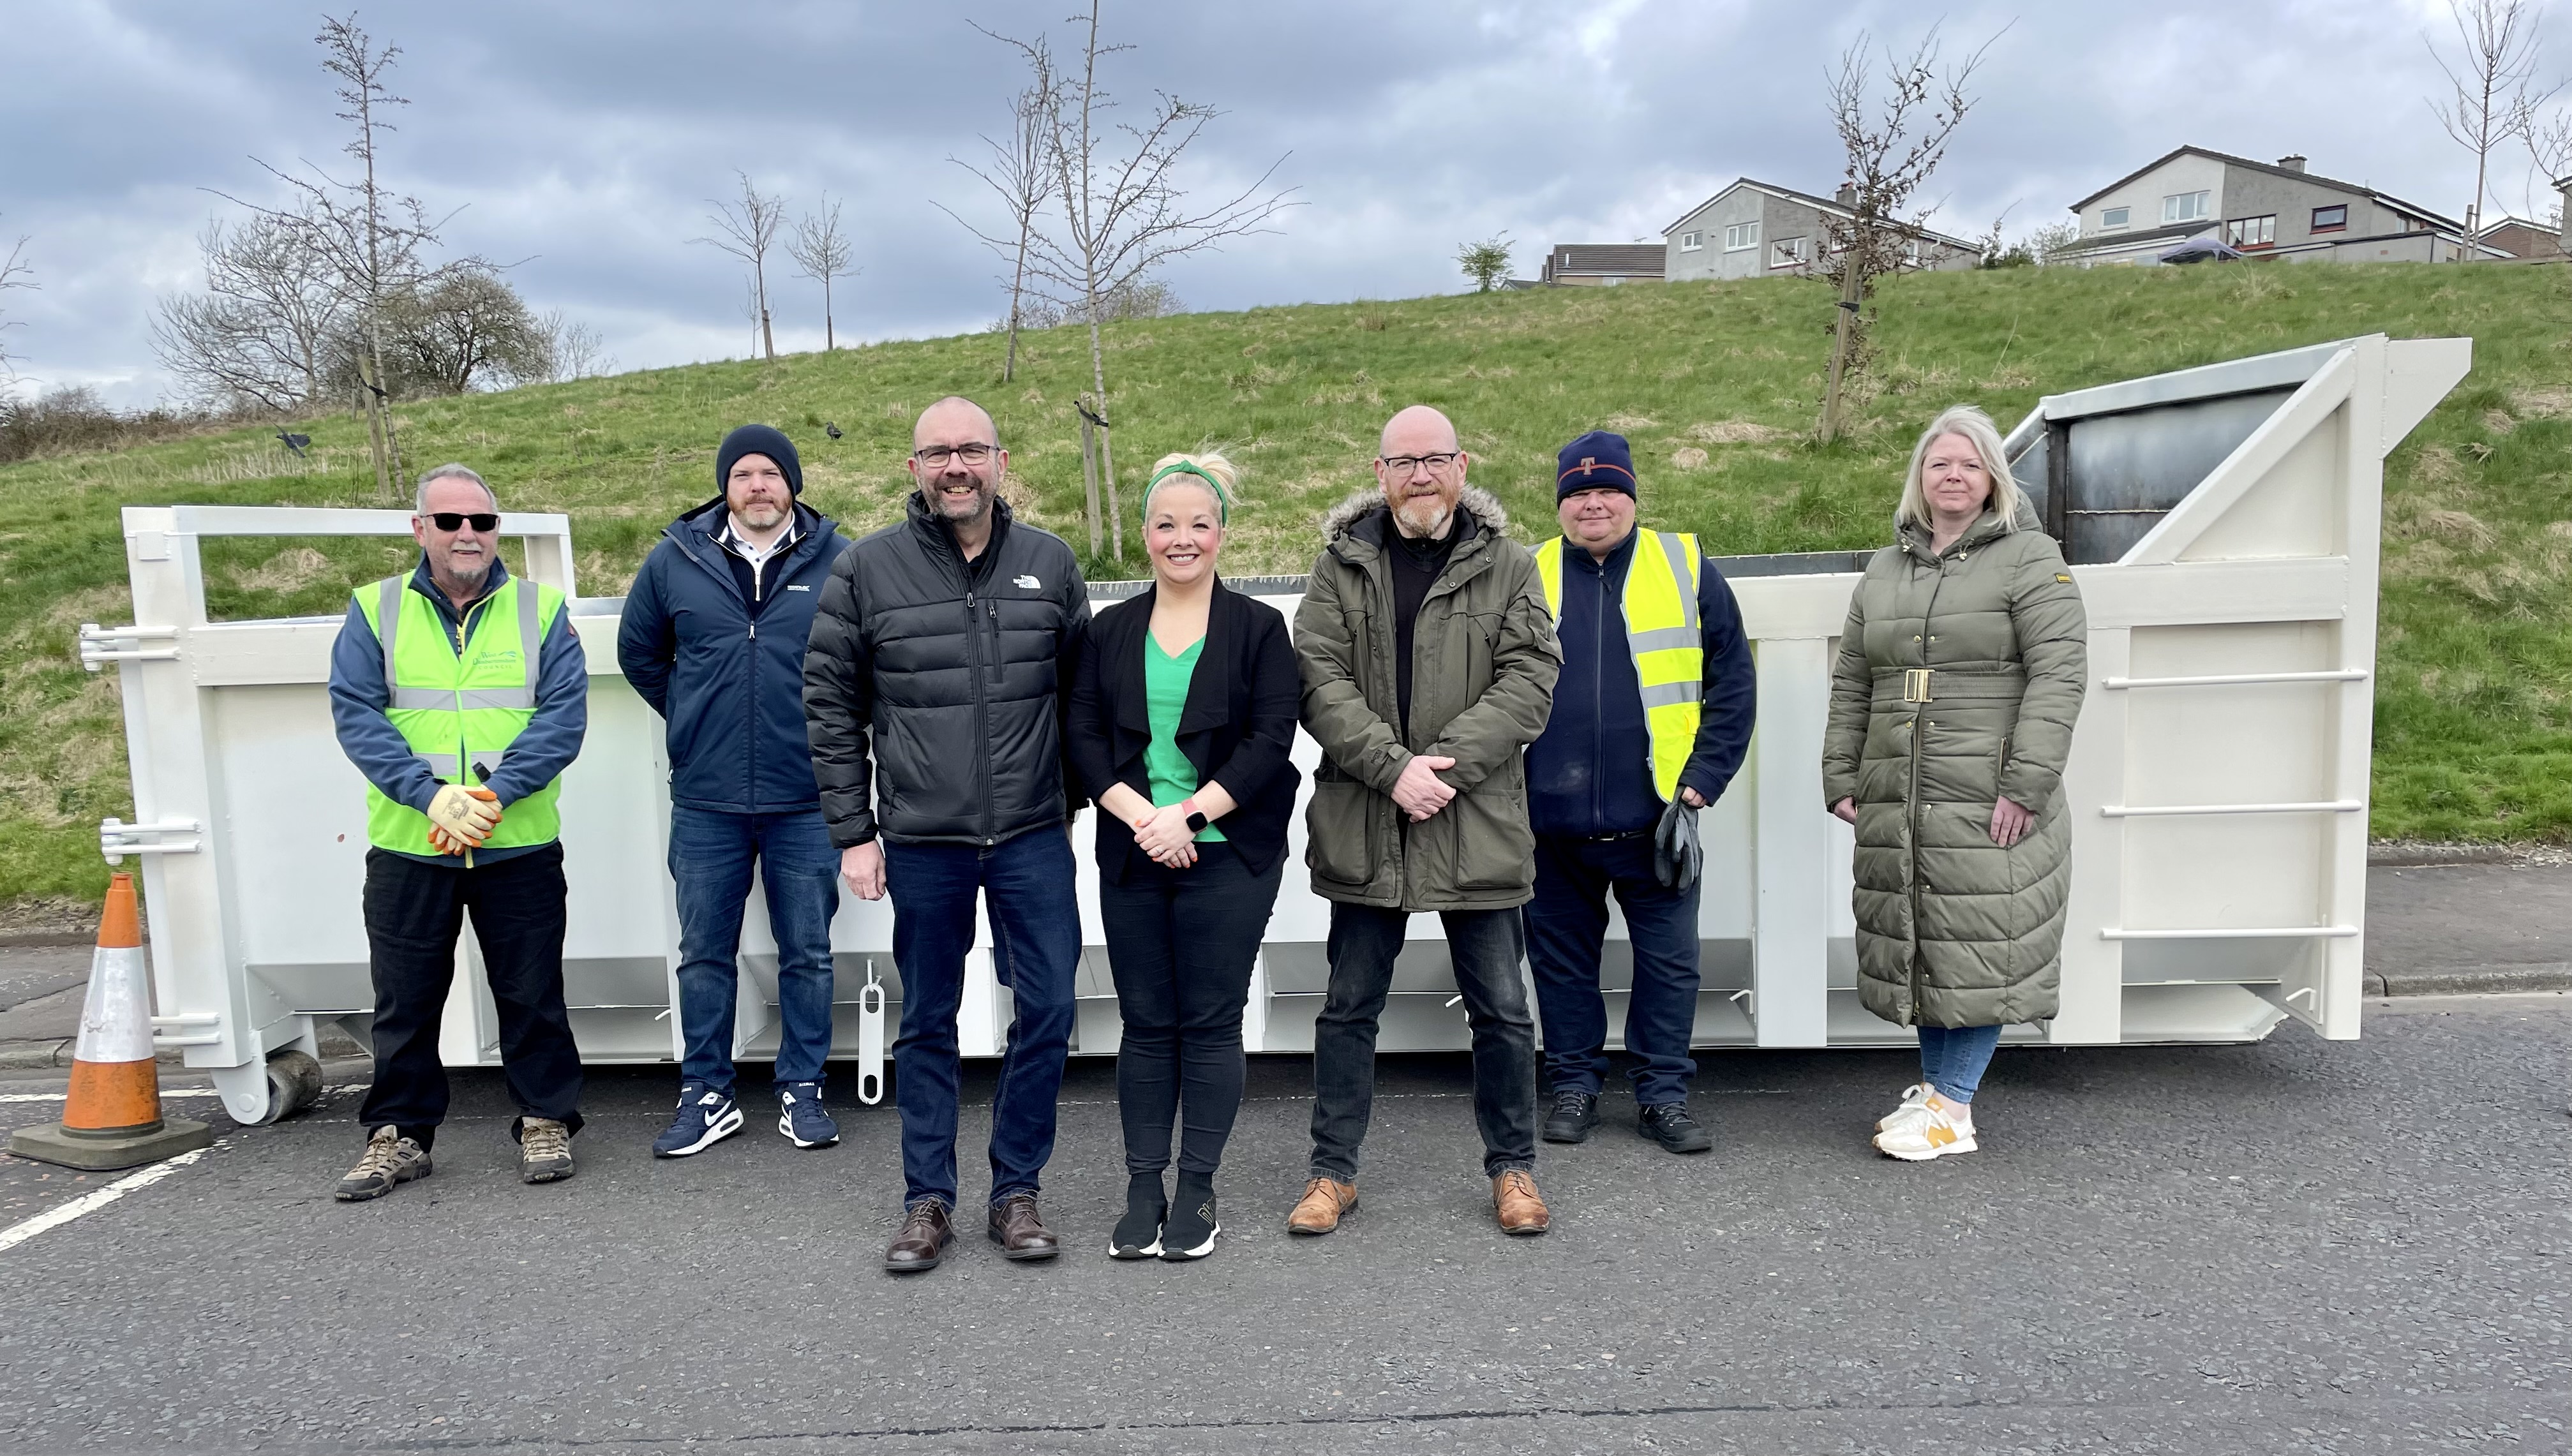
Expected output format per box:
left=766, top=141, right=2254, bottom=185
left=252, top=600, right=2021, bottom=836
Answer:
left=732, top=497, right=789, bottom=531
left=928, top=478, right=995, bottom=524
left=1393, top=494, right=1453, bottom=539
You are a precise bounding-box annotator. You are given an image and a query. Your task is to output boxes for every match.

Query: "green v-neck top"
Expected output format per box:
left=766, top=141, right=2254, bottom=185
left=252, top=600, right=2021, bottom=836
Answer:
left=1144, top=632, right=1224, bottom=842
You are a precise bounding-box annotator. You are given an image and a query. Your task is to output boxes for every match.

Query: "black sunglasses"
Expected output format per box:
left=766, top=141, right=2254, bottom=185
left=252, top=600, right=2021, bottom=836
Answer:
left=424, top=512, right=500, bottom=532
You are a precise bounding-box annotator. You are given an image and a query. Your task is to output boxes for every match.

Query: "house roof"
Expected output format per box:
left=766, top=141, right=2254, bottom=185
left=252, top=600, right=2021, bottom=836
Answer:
left=1661, top=177, right=1981, bottom=250
left=2067, top=146, right=2461, bottom=230
left=1545, top=244, right=1666, bottom=277
left=2058, top=220, right=2220, bottom=254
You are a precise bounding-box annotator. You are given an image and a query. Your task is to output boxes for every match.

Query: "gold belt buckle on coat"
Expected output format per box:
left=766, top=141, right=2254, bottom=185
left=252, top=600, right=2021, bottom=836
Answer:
left=1903, top=668, right=1933, bottom=703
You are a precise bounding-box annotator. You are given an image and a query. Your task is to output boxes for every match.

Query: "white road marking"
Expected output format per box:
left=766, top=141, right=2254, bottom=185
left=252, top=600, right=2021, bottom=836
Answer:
left=0, top=1085, right=368, bottom=1104
left=0, top=1146, right=212, bottom=1254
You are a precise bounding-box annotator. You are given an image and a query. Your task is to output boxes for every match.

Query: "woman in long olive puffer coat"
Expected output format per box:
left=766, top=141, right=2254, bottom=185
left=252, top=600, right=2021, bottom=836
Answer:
left=1821, top=404, right=2087, bottom=1163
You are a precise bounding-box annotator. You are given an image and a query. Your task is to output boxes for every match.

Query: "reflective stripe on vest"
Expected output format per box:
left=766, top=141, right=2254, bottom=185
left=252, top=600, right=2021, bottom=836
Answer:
left=355, top=574, right=566, bottom=854
left=1534, top=531, right=1703, bottom=805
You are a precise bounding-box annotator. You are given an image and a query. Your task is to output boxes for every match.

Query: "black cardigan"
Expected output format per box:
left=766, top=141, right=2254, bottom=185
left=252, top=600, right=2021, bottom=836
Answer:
left=1066, top=580, right=1303, bottom=883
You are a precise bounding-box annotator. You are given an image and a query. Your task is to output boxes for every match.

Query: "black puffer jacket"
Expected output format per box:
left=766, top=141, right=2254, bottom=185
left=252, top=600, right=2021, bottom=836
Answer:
left=802, top=493, right=1091, bottom=848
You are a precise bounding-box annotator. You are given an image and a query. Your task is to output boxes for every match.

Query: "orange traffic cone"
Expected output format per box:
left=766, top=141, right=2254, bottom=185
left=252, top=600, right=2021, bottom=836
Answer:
left=7, top=873, right=212, bottom=1171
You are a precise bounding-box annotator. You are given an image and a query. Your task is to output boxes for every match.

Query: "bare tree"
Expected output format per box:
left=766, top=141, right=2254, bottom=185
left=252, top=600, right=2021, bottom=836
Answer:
left=1008, top=0, right=1297, bottom=558
left=153, top=211, right=348, bottom=410
left=1818, top=27, right=1991, bottom=443
left=786, top=194, right=858, bottom=350
left=696, top=171, right=786, bottom=360
left=2427, top=0, right=2556, bottom=240
left=940, top=40, right=1062, bottom=385
left=539, top=309, right=612, bottom=380
left=0, top=221, right=32, bottom=381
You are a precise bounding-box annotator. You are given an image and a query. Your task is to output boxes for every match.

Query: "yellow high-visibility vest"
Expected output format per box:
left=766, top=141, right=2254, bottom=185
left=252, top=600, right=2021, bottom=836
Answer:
left=354, top=574, right=566, bottom=853
left=1534, top=530, right=1703, bottom=805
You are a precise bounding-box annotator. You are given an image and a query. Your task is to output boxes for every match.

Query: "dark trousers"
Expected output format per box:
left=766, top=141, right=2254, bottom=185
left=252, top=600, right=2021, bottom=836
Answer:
left=1525, top=833, right=1704, bottom=1106
left=1310, top=902, right=1539, bottom=1181
left=1096, top=843, right=1284, bottom=1178
left=357, top=844, right=583, bottom=1150
left=668, top=805, right=841, bottom=1090
left=883, top=826, right=1081, bottom=1210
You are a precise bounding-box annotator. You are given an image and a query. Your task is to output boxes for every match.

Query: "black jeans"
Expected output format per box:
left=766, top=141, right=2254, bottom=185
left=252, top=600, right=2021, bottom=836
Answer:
left=1526, top=833, right=1703, bottom=1105
left=1309, top=902, right=1539, bottom=1181
left=356, top=845, right=584, bottom=1150
left=1096, top=843, right=1284, bottom=1178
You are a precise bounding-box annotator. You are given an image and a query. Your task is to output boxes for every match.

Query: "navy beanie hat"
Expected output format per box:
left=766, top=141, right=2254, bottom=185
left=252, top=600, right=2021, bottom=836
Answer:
left=1556, top=430, right=1636, bottom=500
left=717, top=423, right=805, bottom=495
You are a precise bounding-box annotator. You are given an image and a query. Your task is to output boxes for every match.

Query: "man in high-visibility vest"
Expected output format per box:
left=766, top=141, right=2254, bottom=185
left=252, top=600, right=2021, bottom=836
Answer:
left=325, top=463, right=590, bottom=1201
left=1524, top=431, right=1755, bottom=1155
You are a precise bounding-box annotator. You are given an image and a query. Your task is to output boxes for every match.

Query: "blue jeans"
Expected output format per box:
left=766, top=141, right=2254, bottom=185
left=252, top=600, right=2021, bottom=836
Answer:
left=669, top=806, right=841, bottom=1090
left=1918, top=1023, right=2004, bottom=1103
left=884, top=826, right=1081, bottom=1210
left=1525, top=833, right=1703, bottom=1106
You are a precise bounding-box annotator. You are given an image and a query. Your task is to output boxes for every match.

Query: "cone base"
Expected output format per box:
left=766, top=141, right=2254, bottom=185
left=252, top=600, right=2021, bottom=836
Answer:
left=8, top=1117, right=211, bottom=1171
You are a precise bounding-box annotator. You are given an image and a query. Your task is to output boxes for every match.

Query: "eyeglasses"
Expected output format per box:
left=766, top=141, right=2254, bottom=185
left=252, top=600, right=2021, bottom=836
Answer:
left=912, top=443, right=998, bottom=467
left=422, top=512, right=500, bottom=533
left=1377, top=452, right=1461, bottom=475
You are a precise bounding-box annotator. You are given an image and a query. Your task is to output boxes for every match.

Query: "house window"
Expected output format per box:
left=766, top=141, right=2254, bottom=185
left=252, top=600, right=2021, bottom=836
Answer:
left=1679, top=230, right=1703, bottom=251
left=2100, top=207, right=2131, bottom=230
left=1903, top=237, right=1922, bottom=265
left=2163, top=190, right=2211, bottom=224
left=2311, top=204, right=2348, bottom=234
left=2225, top=215, right=2277, bottom=249
left=1768, top=236, right=1808, bottom=269
left=1723, top=220, right=1761, bottom=251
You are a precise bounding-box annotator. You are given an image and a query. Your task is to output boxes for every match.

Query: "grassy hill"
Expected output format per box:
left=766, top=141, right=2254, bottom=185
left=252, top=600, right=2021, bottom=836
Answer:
left=4, top=262, right=2569, bottom=903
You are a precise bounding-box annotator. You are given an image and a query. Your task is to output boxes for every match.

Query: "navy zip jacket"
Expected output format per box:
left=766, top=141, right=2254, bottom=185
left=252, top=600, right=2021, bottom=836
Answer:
left=618, top=497, right=847, bottom=813
left=1525, top=527, right=1756, bottom=838
left=328, top=556, right=589, bottom=868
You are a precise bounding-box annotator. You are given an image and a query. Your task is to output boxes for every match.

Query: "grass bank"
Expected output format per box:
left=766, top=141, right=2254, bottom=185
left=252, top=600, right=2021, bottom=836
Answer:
left=3, top=262, right=2568, bottom=901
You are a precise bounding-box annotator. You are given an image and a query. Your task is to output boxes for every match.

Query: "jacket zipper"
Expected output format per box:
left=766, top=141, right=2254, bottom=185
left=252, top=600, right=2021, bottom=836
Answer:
left=1590, top=557, right=1606, bottom=833
left=1908, top=542, right=1947, bottom=1021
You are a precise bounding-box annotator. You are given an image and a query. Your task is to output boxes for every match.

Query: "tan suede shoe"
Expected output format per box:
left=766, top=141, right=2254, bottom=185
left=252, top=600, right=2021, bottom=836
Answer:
left=1492, top=1169, right=1550, bottom=1235
left=1286, top=1176, right=1357, bottom=1235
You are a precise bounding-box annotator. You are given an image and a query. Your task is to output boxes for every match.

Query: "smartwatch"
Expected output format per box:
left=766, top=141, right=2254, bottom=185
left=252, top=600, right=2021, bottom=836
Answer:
left=1181, top=797, right=1209, bottom=834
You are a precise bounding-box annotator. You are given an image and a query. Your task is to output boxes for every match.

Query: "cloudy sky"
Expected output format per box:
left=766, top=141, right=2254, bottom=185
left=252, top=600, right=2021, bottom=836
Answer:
left=1, top=0, right=2555, bottom=406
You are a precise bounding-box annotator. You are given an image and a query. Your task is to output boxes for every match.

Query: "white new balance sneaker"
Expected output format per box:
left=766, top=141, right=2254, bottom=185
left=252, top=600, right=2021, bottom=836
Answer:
left=1873, top=1101, right=1977, bottom=1161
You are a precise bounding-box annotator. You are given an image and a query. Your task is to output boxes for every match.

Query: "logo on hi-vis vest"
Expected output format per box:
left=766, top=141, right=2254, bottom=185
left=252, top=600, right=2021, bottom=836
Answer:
left=1014, top=574, right=1042, bottom=590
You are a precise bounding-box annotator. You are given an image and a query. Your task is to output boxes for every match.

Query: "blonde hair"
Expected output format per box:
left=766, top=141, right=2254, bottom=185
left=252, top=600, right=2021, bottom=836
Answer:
left=1895, top=405, right=2020, bottom=535
left=1141, top=450, right=1241, bottom=524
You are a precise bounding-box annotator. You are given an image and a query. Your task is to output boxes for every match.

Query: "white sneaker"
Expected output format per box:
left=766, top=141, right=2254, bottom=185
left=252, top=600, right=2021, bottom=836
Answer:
left=1876, top=1083, right=1937, bottom=1132
left=1873, top=1102, right=1977, bottom=1161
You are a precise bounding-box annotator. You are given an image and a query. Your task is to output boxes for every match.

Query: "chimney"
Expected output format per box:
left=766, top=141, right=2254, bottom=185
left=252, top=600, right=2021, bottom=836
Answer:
left=1836, top=182, right=1857, bottom=207
left=2277, top=154, right=2308, bottom=173
left=2557, top=175, right=2571, bottom=255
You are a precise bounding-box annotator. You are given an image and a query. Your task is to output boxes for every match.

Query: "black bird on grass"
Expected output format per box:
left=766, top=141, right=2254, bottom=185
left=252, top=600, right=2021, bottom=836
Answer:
left=277, top=431, right=311, bottom=457
left=823, top=422, right=842, bottom=440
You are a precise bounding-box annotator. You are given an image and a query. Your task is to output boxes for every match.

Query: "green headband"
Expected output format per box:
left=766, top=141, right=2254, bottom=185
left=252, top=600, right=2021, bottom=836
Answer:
left=1142, top=461, right=1231, bottom=526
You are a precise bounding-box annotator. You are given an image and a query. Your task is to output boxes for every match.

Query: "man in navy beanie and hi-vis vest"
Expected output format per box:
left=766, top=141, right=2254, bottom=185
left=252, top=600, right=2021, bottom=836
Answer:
left=1524, top=431, right=1754, bottom=1154
left=620, top=424, right=851, bottom=1159
left=326, top=463, right=590, bottom=1200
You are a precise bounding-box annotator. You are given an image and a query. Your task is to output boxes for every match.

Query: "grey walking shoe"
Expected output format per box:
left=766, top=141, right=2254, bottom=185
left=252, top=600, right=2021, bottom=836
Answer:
left=335, top=1124, right=431, bottom=1202
left=519, top=1117, right=575, bottom=1184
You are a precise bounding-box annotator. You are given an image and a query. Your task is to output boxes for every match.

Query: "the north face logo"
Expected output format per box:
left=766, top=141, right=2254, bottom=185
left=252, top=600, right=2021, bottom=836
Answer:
left=1014, top=574, right=1042, bottom=590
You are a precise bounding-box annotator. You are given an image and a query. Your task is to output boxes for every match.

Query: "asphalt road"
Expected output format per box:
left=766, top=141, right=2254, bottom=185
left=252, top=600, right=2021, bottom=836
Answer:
left=0, top=993, right=2566, bottom=1455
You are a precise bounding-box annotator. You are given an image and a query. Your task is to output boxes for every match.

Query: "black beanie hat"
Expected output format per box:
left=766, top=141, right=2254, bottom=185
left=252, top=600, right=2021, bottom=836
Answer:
left=717, top=423, right=804, bottom=496
left=1556, top=429, right=1636, bottom=501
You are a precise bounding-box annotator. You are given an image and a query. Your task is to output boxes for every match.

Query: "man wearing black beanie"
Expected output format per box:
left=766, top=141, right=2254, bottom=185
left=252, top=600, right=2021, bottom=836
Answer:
left=619, top=423, right=851, bottom=1159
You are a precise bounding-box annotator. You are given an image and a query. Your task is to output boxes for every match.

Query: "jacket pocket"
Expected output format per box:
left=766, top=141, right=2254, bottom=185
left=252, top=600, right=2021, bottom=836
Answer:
left=1306, top=779, right=1375, bottom=888
left=1449, top=782, right=1535, bottom=895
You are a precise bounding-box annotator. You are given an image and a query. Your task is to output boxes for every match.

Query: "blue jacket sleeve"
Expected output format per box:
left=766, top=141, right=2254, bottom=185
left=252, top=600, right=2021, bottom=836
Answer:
left=616, top=547, right=675, bottom=718
left=1679, top=560, right=1756, bottom=805
left=488, top=607, right=589, bottom=806
left=328, top=598, right=442, bottom=813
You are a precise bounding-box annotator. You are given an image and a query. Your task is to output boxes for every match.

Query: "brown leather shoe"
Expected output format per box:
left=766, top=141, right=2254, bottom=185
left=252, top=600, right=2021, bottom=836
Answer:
left=1492, top=1169, right=1550, bottom=1236
left=1286, top=1176, right=1358, bottom=1235
left=884, top=1200, right=953, bottom=1273
left=987, top=1193, right=1061, bottom=1261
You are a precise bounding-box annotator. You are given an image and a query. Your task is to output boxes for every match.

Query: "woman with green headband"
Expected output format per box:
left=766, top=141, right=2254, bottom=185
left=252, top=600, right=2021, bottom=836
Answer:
left=1066, top=450, right=1302, bottom=1262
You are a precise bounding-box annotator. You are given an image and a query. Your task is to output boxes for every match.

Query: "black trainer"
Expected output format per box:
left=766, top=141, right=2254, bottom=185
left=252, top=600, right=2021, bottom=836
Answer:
left=1638, top=1101, right=1714, bottom=1154
left=1110, top=1173, right=1165, bottom=1259
left=1160, top=1172, right=1219, bottom=1261
left=1541, top=1090, right=1601, bottom=1144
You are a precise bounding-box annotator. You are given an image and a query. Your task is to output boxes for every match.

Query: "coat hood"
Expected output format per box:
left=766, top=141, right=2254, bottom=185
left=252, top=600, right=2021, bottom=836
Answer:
left=1319, top=484, right=1511, bottom=547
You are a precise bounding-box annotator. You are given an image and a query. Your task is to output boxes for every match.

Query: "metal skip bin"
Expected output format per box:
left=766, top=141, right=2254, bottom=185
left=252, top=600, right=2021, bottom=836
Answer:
left=87, top=334, right=2467, bottom=1124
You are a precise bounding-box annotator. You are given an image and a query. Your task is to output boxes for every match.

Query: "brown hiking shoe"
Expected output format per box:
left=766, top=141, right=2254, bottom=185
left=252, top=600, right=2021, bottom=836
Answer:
left=334, top=1125, right=431, bottom=1202
left=1492, top=1169, right=1550, bottom=1235
left=519, top=1117, right=575, bottom=1184
left=1287, top=1176, right=1357, bottom=1235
